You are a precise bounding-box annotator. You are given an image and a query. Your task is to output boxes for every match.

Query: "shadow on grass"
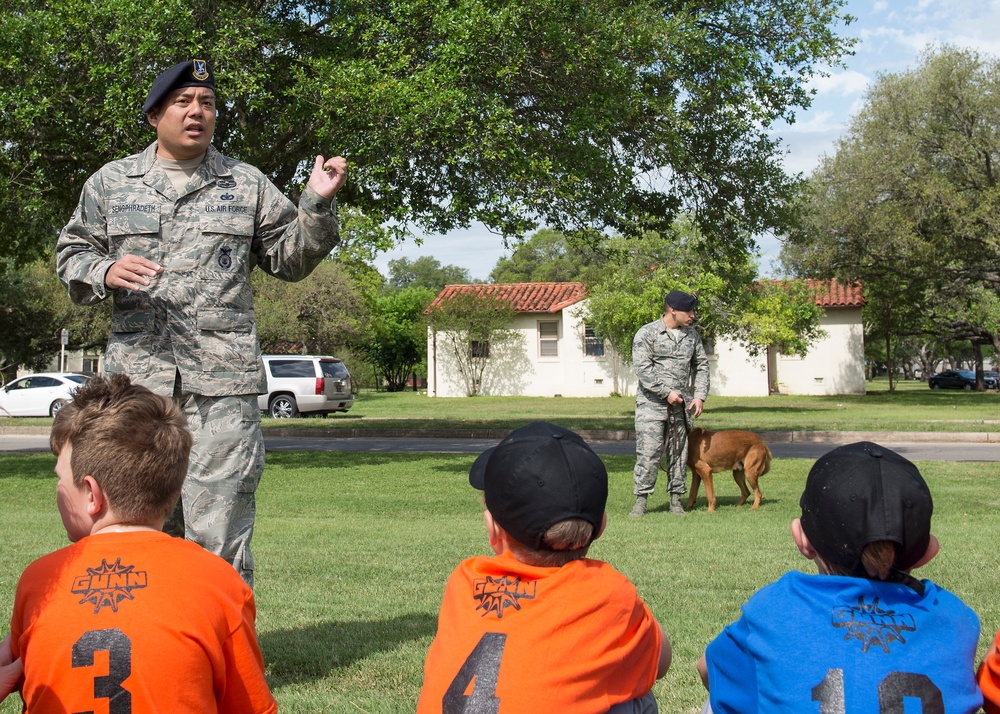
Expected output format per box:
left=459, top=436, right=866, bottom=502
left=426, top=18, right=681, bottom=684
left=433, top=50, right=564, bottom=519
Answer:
left=261, top=612, right=437, bottom=686
left=0, top=454, right=53, bottom=480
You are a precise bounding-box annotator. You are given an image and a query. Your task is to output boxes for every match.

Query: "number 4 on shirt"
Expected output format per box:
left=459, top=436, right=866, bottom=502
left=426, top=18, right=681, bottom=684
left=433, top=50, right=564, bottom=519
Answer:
left=443, top=633, right=507, bottom=714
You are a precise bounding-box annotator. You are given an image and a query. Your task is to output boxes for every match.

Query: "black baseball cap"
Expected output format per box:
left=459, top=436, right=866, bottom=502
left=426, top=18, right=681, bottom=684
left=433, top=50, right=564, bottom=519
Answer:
left=665, top=289, right=697, bottom=312
left=469, top=421, right=608, bottom=551
left=800, top=442, right=932, bottom=591
left=143, top=60, right=215, bottom=114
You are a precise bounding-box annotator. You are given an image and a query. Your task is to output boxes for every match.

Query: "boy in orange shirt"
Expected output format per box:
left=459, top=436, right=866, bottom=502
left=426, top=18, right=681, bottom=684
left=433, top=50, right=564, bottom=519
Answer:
left=980, top=631, right=1000, bottom=713
left=418, top=421, right=671, bottom=713
left=3, top=374, right=277, bottom=713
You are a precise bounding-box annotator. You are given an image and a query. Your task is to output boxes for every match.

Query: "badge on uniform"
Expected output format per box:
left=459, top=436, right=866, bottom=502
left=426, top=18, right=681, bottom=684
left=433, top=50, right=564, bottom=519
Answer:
left=219, top=246, right=233, bottom=269
left=217, top=179, right=237, bottom=189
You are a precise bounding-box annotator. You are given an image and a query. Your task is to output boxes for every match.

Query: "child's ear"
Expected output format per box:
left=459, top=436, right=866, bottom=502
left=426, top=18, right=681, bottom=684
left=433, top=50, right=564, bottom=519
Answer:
left=82, top=475, right=106, bottom=518
left=910, top=534, right=940, bottom=570
left=791, top=518, right=819, bottom=560
left=483, top=510, right=505, bottom=555
left=593, top=512, right=608, bottom=542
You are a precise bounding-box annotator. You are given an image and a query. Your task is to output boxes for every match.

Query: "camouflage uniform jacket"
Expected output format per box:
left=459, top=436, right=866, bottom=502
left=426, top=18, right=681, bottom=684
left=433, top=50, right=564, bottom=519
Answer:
left=56, top=142, right=340, bottom=397
left=632, top=318, right=710, bottom=409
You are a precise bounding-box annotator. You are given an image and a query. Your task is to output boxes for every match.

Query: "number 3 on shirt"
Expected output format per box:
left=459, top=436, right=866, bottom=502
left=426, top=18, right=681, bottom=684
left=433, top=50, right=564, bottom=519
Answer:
left=443, top=632, right=506, bottom=713
left=73, top=628, right=133, bottom=713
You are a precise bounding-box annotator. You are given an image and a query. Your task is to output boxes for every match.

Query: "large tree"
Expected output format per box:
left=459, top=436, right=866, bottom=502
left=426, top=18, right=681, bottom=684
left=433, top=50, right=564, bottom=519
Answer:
left=0, top=260, right=111, bottom=377
left=489, top=229, right=610, bottom=284
left=784, top=46, right=1000, bottom=389
left=386, top=257, right=471, bottom=292
left=585, top=231, right=824, bottom=368
left=1, top=0, right=852, bottom=267
left=252, top=260, right=369, bottom=356
left=364, top=286, right=437, bottom=390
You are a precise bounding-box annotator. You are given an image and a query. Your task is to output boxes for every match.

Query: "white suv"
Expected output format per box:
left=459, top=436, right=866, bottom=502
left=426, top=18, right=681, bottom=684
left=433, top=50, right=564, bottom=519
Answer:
left=258, top=355, right=355, bottom=418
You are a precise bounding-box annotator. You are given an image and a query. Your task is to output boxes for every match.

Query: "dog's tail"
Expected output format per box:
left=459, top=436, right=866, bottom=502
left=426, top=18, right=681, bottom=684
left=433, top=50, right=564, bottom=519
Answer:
left=762, top=443, right=773, bottom=475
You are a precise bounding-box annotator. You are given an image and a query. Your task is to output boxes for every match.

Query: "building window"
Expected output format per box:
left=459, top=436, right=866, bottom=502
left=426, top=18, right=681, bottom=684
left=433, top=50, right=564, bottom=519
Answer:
left=583, top=324, right=605, bottom=357
left=469, top=340, right=490, bottom=358
left=538, top=321, right=559, bottom=357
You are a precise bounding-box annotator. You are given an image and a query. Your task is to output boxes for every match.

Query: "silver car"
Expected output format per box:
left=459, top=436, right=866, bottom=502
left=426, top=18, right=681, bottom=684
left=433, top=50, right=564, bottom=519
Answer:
left=258, top=355, right=355, bottom=418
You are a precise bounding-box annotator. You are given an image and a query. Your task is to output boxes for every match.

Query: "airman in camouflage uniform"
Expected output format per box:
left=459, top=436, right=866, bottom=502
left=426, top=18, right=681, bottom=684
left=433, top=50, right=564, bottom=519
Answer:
left=56, top=60, right=348, bottom=587
left=630, top=290, right=710, bottom=517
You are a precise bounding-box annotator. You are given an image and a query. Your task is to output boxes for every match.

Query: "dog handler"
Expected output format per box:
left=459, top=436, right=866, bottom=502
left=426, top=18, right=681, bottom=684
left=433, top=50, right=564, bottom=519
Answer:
left=630, top=289, right=710, bottom=517
left=56, top=59, right=348, bottom=588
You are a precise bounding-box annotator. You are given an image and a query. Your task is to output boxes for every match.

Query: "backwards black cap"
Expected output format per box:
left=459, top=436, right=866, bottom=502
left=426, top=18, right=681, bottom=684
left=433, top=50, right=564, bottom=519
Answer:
left=469, top=421, right=608, bottom=551
left=800, top=441, right=933, bottom=593
left=143, top=60, right=215, bottom=114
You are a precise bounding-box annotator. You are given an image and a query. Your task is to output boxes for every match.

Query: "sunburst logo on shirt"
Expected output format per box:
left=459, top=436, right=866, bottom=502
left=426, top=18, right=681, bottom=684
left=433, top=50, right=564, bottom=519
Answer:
left=832, top=596, right=916, bottom=654
left=473, top=576, right=536, bottom=619
left=71, top=558, right=148, bottom=614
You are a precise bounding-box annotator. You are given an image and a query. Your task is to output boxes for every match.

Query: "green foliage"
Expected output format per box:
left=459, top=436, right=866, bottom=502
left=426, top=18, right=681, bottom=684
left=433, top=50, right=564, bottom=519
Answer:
left=363, top=286, right=436, bottom=390
left=0, top=258, right=111, bottom=374
left=585, top=226, right=823, bottom=363
left=252, top=260, right=369, bottom=356
left=785, top=46, right=1000, bottom=379
left=386, top=256, right=471, bottom=291
left=425, top=291, right=519, bottom=396
left=489, top=228, right=609, bottom=284
left=0, top=0, right=853, bottom=266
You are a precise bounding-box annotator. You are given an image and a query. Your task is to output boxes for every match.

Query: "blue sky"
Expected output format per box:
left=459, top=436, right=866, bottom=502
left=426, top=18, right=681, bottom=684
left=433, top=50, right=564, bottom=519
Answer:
left=373, top=0, right=1000, bottom=282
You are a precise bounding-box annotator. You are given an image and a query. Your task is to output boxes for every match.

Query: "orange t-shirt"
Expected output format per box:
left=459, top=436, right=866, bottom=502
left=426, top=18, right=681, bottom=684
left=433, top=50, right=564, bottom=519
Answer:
left=417, top=550, right=661, bottom=713
left=11, top=531, right=277, bottom=714
left=980, top=629, right=1000, bottom=714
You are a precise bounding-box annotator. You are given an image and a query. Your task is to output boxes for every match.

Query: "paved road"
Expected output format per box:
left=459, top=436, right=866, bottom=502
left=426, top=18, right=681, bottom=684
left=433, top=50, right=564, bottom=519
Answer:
left=4, top=433, right=1000, bottom=461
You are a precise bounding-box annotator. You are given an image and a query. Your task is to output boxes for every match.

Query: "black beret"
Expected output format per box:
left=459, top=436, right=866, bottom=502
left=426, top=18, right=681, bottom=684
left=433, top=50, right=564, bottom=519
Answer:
left=665, top=290, right=697, bottom=311
left=143, top=60, right=215, bottom=114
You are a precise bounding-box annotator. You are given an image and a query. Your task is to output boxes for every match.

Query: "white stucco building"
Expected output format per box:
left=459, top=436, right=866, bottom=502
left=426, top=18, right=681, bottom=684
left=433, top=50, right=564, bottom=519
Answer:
left=425, top=280, right=865, bottom=398
left=709, top=280, right=866, bottom=396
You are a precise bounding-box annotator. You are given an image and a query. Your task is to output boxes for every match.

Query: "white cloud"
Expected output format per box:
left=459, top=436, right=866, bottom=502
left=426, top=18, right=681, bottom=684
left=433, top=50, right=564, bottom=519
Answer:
left=808, top=69, right=870, bottom=97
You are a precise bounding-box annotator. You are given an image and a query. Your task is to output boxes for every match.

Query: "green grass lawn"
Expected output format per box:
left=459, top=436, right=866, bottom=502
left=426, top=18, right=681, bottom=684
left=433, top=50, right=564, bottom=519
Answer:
left=261, top=379, right=1000, bottom=433
left=2, top=450, right=999, bottom=712
left=4, top=377, right=998, bottom=433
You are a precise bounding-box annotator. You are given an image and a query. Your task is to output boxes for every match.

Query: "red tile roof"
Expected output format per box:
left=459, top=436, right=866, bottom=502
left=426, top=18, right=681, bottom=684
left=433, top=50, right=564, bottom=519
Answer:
left=802, top=279, right=865, bottom=307
left=426, top=282, right=588, bottom=314
left=427, top=279, right=863, bottom=314
left=760, top=278, right=864, bottom=307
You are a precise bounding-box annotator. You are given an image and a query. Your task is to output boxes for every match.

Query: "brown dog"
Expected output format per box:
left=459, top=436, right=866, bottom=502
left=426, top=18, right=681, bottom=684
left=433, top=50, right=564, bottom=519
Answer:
left=686, top=427, right=772, bottom=512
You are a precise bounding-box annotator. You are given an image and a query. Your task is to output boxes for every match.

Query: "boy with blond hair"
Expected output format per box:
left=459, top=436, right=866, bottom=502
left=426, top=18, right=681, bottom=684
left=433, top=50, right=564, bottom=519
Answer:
left=697, top=442, right=982, bottom=713
left=418, top=421, right=671, bottom=713
left=3, top=374, right=277, bottom=712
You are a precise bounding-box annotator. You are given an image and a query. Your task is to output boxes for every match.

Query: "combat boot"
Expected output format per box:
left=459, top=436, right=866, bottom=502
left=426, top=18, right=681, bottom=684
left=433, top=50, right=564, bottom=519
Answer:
left=669, top=493, right=686, bottom=516
left=628, top=495, right=648, bottom=518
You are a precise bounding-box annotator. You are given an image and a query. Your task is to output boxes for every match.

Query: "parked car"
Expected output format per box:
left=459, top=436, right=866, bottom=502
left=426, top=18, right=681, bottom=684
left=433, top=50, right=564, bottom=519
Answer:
left=258, top=355, right=354, bottom=418
left=0, top=373, right=90, bottom=417
left=928, top=369, right=998, bottom=390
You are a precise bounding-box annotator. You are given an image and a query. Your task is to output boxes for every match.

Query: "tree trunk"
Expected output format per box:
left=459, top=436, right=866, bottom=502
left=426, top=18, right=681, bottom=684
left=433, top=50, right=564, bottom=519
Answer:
left=885, top=333, right=895, bottom=393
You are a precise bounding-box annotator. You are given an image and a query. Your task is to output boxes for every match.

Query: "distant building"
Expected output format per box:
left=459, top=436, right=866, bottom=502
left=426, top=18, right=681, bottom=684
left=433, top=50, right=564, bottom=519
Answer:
left=710, top=279, right=866, bottom=396
left=424, top=280, right=865, bottom=397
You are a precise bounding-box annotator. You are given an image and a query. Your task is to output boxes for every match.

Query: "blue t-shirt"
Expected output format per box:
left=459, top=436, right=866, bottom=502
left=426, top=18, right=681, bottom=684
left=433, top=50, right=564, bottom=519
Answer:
left=704, top=571, right=982, bottom=713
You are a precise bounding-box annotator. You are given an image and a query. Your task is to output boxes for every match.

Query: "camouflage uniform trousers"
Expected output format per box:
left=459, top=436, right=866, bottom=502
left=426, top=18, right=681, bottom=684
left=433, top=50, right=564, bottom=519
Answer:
left=164, top=391, right=264, bottom=589
left=633, top=400, right=691, bottom=497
